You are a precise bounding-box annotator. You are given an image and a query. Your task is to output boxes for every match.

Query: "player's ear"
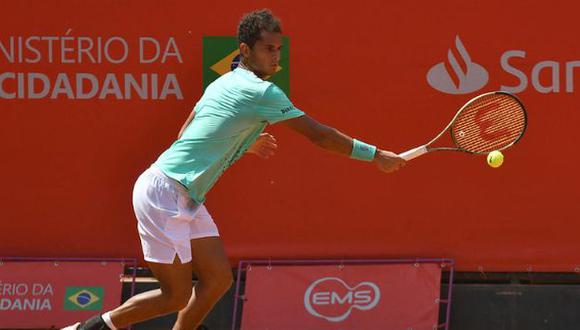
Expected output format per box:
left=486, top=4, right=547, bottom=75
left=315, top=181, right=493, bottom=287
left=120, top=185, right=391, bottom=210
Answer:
left=240, top=42, right=251, bottom=58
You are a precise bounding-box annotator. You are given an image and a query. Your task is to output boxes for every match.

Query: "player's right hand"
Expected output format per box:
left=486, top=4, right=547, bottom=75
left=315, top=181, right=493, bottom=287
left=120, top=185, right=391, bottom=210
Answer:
left=373, top=150, right=406, bottom=173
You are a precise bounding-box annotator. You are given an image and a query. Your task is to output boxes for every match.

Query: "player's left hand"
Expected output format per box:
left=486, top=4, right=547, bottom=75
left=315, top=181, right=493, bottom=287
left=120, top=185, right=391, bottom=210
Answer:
left=247, top=133, right=278, bottom=159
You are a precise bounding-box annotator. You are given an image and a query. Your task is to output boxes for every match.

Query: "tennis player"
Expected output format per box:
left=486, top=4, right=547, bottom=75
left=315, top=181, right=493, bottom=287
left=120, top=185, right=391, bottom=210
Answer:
left=64, top=8, right=405, bottom=330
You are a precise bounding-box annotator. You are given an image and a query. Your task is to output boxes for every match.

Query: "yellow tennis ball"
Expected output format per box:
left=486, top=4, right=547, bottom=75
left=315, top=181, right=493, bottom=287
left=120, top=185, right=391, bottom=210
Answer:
left=487, top=150, right=504, bottom=168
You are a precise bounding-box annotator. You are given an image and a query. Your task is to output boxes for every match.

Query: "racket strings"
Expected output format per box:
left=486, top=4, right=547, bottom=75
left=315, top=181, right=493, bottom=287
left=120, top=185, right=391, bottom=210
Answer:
left=457, top=107, right=523, bottom=148
left=451, top=94, right=526, bottom=153
left=455, top=110, right=524, bottom=151
left=455, top=99, right=525, bottom=152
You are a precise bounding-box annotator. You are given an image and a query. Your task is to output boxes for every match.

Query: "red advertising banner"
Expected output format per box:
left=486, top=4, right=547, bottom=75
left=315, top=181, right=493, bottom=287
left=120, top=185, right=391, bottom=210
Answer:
left=2, top=1, right=580, bottom=272
left=240, top=262, right=444, bottom=330
left=0, top=260, right=125, bottom=329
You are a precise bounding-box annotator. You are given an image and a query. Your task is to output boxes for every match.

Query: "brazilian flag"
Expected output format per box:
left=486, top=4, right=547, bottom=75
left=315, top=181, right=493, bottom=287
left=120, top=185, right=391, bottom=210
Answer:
left=64, top=287, right=103, bottom=311
left=203, top=36, right=290, bottom=95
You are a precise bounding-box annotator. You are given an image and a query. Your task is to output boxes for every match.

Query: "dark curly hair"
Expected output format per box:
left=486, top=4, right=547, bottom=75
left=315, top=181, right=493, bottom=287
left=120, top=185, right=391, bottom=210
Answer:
left=237, top=9, right=282, bottom=49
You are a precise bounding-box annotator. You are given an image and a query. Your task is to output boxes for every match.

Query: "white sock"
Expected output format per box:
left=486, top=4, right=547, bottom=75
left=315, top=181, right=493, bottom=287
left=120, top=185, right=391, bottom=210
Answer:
left=101, top=312, right=118, bottom=330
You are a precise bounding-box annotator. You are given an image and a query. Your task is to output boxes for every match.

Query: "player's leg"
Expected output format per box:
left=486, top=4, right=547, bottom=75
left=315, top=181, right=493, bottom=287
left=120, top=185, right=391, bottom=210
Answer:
left=107, top=256, right=193, bottom=327
left=64, top=256, right=193, bottom=330
left=172, top=237, right=233, bottom=330
left=70, top=166, right=196, bottom=329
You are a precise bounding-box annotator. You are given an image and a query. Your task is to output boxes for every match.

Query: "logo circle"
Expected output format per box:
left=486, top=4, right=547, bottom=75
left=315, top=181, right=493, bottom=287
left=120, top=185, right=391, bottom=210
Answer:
left=76, top=292, right=91, bottom=306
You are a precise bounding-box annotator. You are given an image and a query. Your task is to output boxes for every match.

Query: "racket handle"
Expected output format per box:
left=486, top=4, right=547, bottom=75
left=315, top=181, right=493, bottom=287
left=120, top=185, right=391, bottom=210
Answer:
left=399, top=145, right=428, bottom=161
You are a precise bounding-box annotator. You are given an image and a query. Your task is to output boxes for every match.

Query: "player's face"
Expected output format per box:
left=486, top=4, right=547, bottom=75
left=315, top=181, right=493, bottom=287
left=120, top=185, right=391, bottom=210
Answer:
left=241, top=31, right=282, bottom=79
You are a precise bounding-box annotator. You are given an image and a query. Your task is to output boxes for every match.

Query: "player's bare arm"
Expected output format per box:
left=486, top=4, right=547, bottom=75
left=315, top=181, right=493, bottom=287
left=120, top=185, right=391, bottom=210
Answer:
left=281, top=115, right=405, bottom=173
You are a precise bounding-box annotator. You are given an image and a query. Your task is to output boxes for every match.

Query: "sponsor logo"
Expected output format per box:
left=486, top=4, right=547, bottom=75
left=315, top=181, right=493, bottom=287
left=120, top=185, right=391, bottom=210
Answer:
left=427, top=36, right=488, bottom=94
left=428, top=35, right=580, bottom=94
left=202, top=36, right=290, bottom=95
left=280, top=105, right=294, bottom=114
left=63, top=287, right=103, bottom=310
left=304, top=277, right=380, bottom=322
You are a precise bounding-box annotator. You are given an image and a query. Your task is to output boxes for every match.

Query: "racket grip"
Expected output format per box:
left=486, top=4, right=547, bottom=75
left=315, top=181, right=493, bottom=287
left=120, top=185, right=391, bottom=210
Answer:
left=398, top=145, right=428, bottom=161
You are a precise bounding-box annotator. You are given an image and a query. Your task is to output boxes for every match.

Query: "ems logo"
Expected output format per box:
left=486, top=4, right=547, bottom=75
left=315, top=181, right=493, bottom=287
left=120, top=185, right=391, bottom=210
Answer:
left=303, top=277, right=381, bottom=322
left=64, top=287, right=103, bottom=310
left=202, top=36, right=290, bottom=95
left=427, top=36, right=489, bottom=95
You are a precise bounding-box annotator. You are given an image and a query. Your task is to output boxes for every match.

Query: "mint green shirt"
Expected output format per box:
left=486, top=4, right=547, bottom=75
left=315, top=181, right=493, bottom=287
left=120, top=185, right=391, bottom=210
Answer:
left=154, top=67, right=305, bottom=204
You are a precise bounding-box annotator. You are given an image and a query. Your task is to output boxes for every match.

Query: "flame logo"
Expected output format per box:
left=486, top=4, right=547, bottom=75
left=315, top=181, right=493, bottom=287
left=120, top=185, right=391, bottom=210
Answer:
left=304, top=277, right=381, bottom=322
left=427, top=36, right=489, bottom=94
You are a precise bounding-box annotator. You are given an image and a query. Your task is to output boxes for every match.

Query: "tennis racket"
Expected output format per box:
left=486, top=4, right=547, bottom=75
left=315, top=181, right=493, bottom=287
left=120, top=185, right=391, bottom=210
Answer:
left=398, top=91, right=527, bottom=161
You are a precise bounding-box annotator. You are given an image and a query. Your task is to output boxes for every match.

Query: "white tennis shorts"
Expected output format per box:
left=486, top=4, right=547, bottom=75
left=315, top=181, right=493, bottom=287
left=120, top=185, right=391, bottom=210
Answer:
left=132, top=166, right=219, bottom=264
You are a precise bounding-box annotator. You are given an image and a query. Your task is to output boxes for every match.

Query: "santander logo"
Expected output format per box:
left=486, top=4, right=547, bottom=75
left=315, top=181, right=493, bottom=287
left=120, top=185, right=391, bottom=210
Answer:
left=427, top=36, right=489, bottom=94
left=303, top=277, right=381, bottom=322
left=428, top=35, right=580, bottom=95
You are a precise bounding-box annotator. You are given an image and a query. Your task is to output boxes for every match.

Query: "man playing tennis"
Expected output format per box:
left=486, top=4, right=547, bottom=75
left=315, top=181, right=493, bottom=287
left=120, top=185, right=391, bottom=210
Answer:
left=65, top=8, right=405, bottom=330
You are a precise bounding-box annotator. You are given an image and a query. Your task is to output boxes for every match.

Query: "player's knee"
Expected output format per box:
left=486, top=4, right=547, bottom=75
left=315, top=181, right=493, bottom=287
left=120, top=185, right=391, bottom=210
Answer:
left=160, top=286, right=192, bottom=312
left=221, top=273, right=234, bottom=291
left=165, top=292, right=190, bottom=312
left=209, top=270, right=233, bottom=295
left=174, top=295, right=191, bottom=311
